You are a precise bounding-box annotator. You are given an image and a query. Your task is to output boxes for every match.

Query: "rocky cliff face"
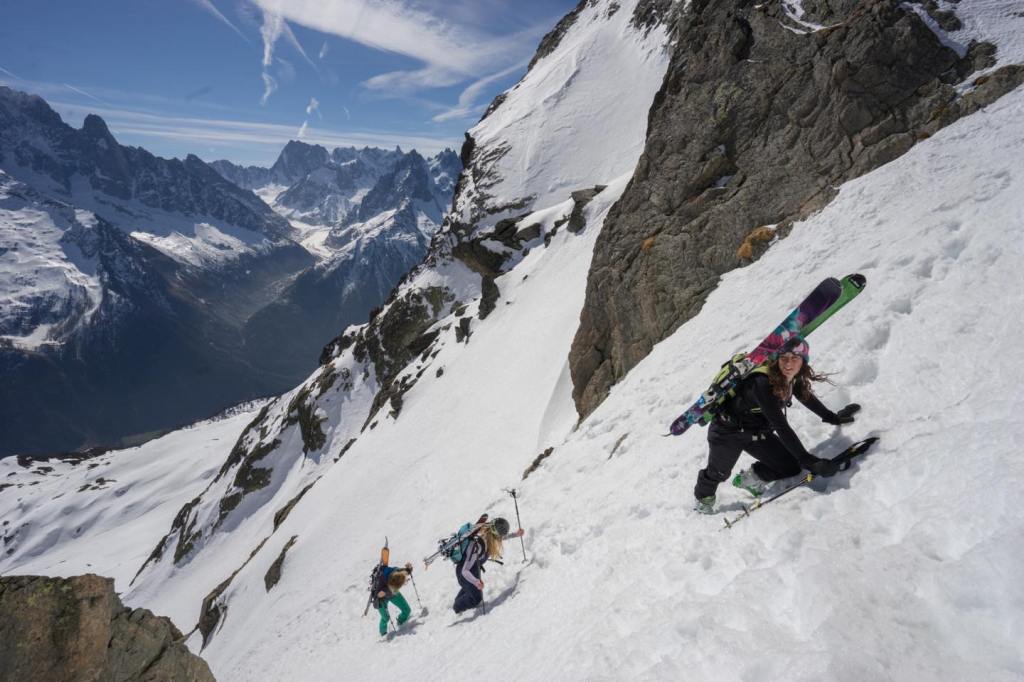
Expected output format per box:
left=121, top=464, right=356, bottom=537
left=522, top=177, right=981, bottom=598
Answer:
left=569, top=0, right=1024, bottom=416
left=0, top=574, right=214, bottom=682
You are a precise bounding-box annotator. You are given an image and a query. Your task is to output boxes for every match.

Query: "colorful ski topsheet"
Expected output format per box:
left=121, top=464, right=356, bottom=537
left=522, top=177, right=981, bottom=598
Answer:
left=669, top=274, right=866, bottom=436
left=746, top=277, right=843, bottom=365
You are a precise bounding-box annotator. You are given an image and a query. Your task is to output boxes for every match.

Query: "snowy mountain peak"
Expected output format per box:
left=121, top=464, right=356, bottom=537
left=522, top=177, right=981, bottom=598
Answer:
left=269, top=140, right=331, bottom=186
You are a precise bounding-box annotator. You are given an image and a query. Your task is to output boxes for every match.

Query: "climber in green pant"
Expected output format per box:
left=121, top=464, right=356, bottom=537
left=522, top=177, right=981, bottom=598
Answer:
left=373, top=562, right=413, bottom=636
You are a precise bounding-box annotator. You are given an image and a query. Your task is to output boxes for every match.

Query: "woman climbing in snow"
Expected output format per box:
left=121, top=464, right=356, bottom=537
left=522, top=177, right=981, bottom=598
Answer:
left=373, top=561, right=414, bottom=636
left=693, top=340, right=860, bottom=514
left=453, top=516, right=524, bottom=614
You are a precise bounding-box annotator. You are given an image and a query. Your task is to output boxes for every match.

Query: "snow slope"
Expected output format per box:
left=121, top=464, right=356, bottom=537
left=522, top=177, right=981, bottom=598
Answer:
left=176, top=78, right=1024, bottom=682
left=0, top=405, right=262, bottom=587
left=454, top=0, right=670, bottom=226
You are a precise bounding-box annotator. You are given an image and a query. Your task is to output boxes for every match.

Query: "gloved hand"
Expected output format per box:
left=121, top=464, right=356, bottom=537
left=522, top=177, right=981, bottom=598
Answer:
left=824, top=403, right=860, bottom=425
left=807, top=457, right=840, bottom=477
left=404, top=562, right=413, bottom=572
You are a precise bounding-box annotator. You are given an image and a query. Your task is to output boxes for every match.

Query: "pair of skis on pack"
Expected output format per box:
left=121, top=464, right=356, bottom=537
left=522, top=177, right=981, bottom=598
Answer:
left=668, top=273, right=867, bottom=436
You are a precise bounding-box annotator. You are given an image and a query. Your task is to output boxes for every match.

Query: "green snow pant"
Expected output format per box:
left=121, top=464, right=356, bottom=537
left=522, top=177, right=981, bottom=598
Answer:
left=377, top=592, right=411, bottom=635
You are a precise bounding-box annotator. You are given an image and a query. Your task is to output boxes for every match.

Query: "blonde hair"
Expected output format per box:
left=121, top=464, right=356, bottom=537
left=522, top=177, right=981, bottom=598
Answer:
left=482, top=527, right=504, bottom=560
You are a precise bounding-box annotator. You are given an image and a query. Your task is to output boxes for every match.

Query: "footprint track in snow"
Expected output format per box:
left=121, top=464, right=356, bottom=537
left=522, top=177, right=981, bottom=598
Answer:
left=888, top=296, right=913, bottom=315
left=913, top=255, right=936, bottom=279
left=861, top=324, right=891, bottom=351
left=846, top=359, right=880, bottom=386
left=943, top=237, right=969, bottom=260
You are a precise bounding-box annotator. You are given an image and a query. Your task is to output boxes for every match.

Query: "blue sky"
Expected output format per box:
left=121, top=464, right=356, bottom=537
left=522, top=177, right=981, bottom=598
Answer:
left=0, top=0, right=578, bottom=165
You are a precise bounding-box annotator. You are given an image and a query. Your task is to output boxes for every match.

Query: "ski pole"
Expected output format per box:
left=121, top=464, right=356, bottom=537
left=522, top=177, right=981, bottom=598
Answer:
left=504, top=487, right=527, bottom=562
left=409, top=573, right=423, bottom=609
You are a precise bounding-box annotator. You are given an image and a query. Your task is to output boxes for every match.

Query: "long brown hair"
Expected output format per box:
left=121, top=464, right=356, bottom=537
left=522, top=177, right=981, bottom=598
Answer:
left=766, top=360, right=831, bottom=402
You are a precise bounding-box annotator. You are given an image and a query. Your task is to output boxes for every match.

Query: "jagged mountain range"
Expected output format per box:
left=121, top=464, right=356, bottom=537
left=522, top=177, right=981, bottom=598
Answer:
left=0, top=88, right=460, bottom=456
left=212, top=142, right=459, bottom=229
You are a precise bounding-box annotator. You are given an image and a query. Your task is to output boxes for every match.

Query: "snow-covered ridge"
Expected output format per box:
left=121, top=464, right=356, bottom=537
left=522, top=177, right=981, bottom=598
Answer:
left=452, top=0, right=671, bottom=230
left=0, top=405, right=264, bottom=586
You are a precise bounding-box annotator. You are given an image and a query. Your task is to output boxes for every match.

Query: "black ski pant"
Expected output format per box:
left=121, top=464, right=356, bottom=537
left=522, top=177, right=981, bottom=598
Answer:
left=453, top=561, right=483, bottom=613
left=693, top=424, right=802, bottom=500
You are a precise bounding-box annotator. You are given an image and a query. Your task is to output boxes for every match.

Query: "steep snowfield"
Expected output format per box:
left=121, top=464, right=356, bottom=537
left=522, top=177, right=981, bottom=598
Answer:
left=2, top=84, right=1011, bottom=680
left=455, top=0, right=670, bottom=224
left=172, top=85, right=1021, bottom=682
left=181, top=80, right=1024, bottom=682
left=0, top=406, right=262, bottom=587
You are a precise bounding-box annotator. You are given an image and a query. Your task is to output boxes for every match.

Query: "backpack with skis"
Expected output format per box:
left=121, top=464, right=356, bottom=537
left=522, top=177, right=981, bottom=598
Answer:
left=363, top=538, right=389, bottom=616
left=423, top=515, right=488, bottom=568
left=669, top=274, right=867, bottom=437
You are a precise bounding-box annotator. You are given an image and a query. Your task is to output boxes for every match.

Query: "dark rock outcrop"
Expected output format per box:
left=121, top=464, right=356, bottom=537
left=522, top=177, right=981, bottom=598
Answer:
left=567, top=186, right=607, bottom=234
left=0, top=574, right=214, bottom=682
left=570, top=0, right=1024, bottom=416
left=264, top=536, right=298, bottom=592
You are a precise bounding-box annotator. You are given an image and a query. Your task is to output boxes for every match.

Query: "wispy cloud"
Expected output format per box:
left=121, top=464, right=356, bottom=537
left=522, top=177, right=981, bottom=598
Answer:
left=249, top=0, right=553, bottom=97
left=257, top=7, right=316, bottom=104
left=3, top=73, right=239, bottom=113
left=252, top=0, right=484, bottom=74
left=260, top=73, right=277, bottom=105
left=50, top=101, right=458, bottom=161
left=306, top=96, right=321, bottom=118
left=0, top=64, right=23, bottom=80
left=362, top=66, right=465, bottom=95
left=62, top=83, right=108, bottom=105
left=259, top=7, right=315, bottom=69
left=431, top=60, right=528, bottom=122
left=297, top=120, right=309, bottom=139
left=318, top=41, right=329, bottom=60
left=189, top=0, right=251, bottom=44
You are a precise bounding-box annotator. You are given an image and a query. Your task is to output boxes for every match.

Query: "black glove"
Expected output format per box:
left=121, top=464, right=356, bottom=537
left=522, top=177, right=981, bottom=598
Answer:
left=824, top=403, right=860, bottom=425
left=807, top=457, right=840, bottom=477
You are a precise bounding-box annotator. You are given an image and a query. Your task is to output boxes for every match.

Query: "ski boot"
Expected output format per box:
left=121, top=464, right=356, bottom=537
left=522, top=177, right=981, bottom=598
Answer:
left=732, top=468, right=767, bottom=497
left=694, top=495, right=716, bottom=515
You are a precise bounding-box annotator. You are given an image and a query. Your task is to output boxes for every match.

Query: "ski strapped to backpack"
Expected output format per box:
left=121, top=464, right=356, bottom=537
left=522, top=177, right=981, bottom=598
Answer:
left=720, top=437, right=879, bottom=531
left=669, top=274, right=867, bottom=437
left=423, top=520, right=487, bottom=568
left=363, top=537, right=389, bottom=616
